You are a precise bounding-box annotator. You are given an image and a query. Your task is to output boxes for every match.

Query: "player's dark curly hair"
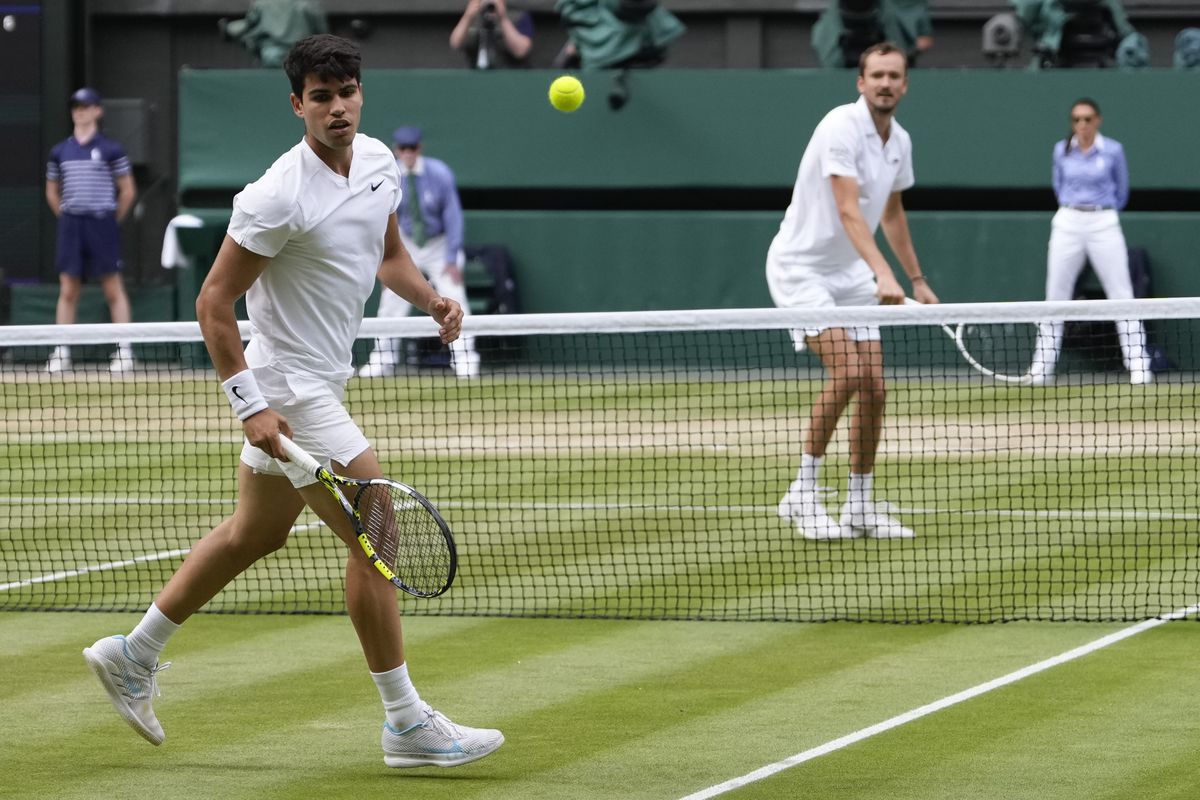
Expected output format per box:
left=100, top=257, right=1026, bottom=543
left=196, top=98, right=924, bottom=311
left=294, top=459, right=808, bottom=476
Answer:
left=283, top=34, right=362, bottom=98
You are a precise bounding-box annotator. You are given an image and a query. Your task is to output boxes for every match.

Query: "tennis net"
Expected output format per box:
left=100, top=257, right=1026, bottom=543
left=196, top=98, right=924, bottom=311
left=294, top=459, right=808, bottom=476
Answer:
left=2, top=298, right=1197, bottom=622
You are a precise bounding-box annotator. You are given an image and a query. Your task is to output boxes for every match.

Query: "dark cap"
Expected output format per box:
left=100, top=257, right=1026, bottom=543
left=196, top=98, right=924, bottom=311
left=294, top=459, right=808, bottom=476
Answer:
left=70, top=87, right=103, bottom=107
left=392, top=126, right=422, bottom=147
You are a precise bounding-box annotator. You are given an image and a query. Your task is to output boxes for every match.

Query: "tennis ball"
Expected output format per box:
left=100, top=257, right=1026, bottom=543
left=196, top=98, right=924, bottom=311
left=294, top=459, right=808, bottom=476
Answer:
left=548, top=75, right=585, bottom=113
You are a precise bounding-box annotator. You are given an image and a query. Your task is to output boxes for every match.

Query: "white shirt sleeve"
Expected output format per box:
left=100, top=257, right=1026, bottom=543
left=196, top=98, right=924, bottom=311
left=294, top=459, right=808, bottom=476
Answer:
left=228, top=181, right=301, bottom=258
left=892, top=138, right=915, bottom=192
left=819, top=118, right=860, bottom=180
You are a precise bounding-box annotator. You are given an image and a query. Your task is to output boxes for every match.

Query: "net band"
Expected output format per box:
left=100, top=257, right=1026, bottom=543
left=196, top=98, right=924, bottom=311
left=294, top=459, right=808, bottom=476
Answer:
left=0, top=297, right=1196, bottom=345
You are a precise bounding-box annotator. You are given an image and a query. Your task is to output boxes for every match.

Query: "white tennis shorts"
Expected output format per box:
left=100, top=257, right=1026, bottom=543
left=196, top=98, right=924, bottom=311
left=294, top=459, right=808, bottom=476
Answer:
left=766, top=258, right=881, bottom=352
left=239, top=364, right=370, bottom=488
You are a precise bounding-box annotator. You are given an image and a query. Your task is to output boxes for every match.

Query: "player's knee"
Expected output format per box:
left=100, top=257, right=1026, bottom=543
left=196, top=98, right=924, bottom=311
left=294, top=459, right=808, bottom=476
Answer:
left=228, top=519, right=291, bottom=558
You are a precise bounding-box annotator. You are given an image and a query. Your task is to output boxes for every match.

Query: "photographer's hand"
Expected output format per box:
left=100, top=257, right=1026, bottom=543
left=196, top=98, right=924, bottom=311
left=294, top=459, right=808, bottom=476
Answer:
left=450, top=0, right=482, bottom=50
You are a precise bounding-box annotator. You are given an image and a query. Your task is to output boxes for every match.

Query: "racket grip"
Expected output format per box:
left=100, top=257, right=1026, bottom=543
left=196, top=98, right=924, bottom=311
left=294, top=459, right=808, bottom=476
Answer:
left=276, top=434, right=323, bottom=477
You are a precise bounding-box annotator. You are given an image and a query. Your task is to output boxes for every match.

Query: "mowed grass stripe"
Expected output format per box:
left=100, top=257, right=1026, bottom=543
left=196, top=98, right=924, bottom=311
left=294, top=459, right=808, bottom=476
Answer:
left=726, top=625, right=1200, bottom=800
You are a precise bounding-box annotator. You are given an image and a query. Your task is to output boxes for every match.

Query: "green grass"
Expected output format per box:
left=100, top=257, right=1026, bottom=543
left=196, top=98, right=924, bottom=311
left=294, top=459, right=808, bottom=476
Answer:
left=1, top=363, right=1198, bottom=798
left=2, top=612, right=1199, bottom=800
left=1, top=371, right=1196, bottom=621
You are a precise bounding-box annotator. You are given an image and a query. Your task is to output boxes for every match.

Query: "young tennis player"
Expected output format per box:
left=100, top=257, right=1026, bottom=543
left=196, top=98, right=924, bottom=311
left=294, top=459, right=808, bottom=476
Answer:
left=82, top=34, right=504, bottom=768
left=767, top=42, right=938, bottom=541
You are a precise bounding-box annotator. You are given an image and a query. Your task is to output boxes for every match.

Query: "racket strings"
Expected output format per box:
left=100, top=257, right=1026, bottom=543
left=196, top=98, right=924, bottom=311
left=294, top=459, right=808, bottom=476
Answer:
left=357, top=483, right=453, bottom=595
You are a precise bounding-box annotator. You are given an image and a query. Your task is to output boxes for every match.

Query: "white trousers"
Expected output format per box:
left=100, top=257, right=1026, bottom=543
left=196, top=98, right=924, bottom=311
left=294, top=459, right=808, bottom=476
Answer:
left=1031, top=208, right=1149, bottom=377
left=365, top=234, right=477, bottom=367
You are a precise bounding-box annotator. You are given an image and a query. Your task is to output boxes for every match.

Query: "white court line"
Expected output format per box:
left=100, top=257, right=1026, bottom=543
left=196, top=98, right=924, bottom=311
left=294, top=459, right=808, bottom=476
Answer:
left=1, top=496, right=1197, bottom=521
left=0, top=521, right=325, bottom=592
left=678, top=602, right=1200, bottom=800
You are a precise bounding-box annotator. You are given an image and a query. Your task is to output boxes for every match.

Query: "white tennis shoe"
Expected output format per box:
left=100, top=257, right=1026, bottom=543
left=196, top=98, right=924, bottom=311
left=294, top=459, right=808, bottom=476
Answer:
left=381, top=704, right=504, bottom=768
left=1130, top=368, right=1154, bottom=385
left=110, top=347, right=136, bottom=374
left=839, top=499, right=915, bottom=539
left=357, top=357, right=397, bottom=378
left=778, top=482, right=850, bottom=540
left=45, top=346, right=72, bottom=374
left=82, top=635, right=171, bottom=745
left=452, top=351, right=481, bottom=380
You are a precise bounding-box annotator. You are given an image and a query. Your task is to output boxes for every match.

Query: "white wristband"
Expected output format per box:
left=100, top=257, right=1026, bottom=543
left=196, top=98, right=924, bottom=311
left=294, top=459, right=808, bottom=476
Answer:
left=221, top=369, right=269, bottom=421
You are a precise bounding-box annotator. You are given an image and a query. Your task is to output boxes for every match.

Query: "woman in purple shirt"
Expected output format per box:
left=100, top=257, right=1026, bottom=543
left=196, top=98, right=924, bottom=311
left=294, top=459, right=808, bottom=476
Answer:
left=1028, top=98, right=1152, bottom=386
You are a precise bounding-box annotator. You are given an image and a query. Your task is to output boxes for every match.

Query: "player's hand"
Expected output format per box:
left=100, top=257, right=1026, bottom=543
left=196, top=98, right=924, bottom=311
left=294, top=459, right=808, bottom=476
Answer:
left=244, top=409, right=293, bottom=460
left=875, top=273, right=906, bottom=305
left=913, top=281, right=939, bottom=305
left=428, top=296, right=464, bottom=344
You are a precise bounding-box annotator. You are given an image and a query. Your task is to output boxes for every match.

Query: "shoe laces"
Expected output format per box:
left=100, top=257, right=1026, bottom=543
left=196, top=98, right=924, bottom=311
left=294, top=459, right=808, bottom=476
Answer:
left=418, top=704, right=463, bottom=738
left=145, top=661, right=172, bottom=698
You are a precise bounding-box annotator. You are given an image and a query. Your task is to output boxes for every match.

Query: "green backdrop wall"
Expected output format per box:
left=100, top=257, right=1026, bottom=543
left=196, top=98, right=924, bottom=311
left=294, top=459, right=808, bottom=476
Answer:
left=174, top=69, right=1200, bottom=317
left=180, top=69, right=1200, bottom=192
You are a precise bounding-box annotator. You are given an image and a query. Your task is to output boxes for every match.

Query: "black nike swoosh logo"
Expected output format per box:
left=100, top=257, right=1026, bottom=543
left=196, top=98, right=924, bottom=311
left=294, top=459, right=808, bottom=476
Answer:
left=231, top=385, right=245, bottom=402
left=371, top=180, right=384, bottom=191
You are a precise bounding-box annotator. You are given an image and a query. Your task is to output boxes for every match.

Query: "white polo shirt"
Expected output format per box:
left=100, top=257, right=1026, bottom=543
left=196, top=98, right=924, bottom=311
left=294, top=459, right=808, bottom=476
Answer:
left=228, top=134, right=402, bottom=385
left=767, top=96, right=914, bottom=276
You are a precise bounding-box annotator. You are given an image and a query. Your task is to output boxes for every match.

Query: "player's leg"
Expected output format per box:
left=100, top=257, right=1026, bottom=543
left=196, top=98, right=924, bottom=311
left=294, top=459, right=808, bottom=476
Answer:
left=1084, top=214, right=1152, bottom=384
left=292, top=446, right=503, bottom=767
left=358, top=285, right=414, bottom=378
left=83, top=466, right=304, bottom=745
left=426, top=251, right=480, bottom=379
left=155, top=466, right=303, bottom=620
left=834, top=338, right=911, bottom=538
left=766, top=264, right=849, bottom=539
left=777, top=327, right=862, bottom=539
left=1031, top=210, right=1089, bottom=383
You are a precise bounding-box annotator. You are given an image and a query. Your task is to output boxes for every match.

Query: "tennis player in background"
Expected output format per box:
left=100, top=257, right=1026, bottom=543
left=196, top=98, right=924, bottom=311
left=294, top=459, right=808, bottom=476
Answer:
left=82, top=34, right=504, bottom=768
left=767, top=42, right=938, bottom=541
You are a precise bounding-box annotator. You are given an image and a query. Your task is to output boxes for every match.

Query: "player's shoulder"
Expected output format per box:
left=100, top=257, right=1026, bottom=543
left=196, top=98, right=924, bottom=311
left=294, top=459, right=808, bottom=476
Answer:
left=354, top=133, right=398, bottom=167
left=235, top=140, right=310, bottom=221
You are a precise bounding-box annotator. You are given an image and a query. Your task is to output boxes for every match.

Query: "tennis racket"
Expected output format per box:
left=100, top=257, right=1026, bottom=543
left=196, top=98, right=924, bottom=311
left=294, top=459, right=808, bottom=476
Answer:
left=277, top=434, right=457, bottom=598
left=905, top=299, right=1038, bottom=384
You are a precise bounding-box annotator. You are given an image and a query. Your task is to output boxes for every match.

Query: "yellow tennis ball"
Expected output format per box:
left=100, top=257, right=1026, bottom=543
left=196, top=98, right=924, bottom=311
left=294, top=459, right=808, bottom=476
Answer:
left=548, top=75, right=585, bottom=113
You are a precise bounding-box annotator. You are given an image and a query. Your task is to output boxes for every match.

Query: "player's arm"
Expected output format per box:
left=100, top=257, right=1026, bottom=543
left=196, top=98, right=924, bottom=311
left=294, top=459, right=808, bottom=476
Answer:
left=114, top=173, right=137, bottom=223
left=830, top=174, right=905, bottom=304
left=196, top=235, right=291, bottom=457
left=377, top=212, right=463, bottom=344
left=44, top=179, right=61, bottom=217
left=879, top=192, right=938, bottom=304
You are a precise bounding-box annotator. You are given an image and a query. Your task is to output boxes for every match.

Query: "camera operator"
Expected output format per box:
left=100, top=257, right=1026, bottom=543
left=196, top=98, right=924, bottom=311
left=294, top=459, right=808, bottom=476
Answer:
left=450, top=0, right=534, bottom=69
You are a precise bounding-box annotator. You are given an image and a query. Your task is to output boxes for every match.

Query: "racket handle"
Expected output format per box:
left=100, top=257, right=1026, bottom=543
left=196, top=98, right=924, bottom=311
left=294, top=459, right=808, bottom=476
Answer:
left=276, top=434, right=323, bottom=477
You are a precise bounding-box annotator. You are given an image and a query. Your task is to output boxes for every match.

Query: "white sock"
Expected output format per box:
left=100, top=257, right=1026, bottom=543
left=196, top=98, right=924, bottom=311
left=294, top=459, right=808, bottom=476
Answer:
left=797, top=454, right=822, bottom=492
left=125, top=603, right=180, bottom=667
left=848, top=473, right=874, bottom=510
left=372, top=663, right=424, bottom=729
